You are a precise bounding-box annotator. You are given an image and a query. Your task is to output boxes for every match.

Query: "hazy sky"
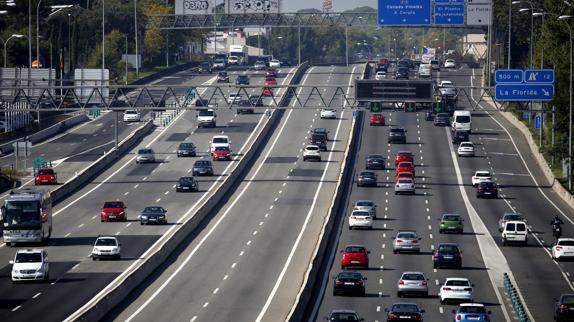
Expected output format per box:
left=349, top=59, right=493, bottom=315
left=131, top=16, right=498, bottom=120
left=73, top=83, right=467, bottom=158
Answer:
left=282, top=0, right=377, bottom=12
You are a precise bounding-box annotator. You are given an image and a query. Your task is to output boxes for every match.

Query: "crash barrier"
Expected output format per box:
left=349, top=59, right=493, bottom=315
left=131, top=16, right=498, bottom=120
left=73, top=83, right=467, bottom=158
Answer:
left=503, top=273, right=530, bottom=322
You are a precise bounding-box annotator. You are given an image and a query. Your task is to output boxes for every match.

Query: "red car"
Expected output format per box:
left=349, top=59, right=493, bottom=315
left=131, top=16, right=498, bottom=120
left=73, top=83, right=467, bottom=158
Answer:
left=395, top=151, right=414, bottom=166
left=395, top=171, right=414, bottom=182
left=100, top=200, right=127, bottom=222
left=212, top=146, right=232, bottom=161
left=370, top=113, right=385, bottom=126
left=35, top=167, right=57, bottom=185
left=340, top=245, right=370, bottom=269
left=264, top=77, right=277, bottom=86
left=396, top=161, right=415, bottom=177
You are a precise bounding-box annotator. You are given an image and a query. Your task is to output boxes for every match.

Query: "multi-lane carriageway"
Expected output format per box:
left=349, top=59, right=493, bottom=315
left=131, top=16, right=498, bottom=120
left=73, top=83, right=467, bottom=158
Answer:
left=2, top=63, right=574, bottom=322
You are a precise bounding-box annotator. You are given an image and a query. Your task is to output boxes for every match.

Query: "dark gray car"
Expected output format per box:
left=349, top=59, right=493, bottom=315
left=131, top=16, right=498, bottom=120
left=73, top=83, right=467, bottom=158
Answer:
left=177, top=142, right=197, bottom=157
left=176, top=176, right=199, bottom=192
left=192, top=160, right=214, bottom=176
left=309, top=133, right=328, bottom=151
left=388, top=128, right=407, bottom=144
left=140, top=206, right=167, bottom=225
left=357, top=171, right=377, bottom=187
left=237, top=99, right=254, bottom=114
left=433, top=113, right=450, bottom=126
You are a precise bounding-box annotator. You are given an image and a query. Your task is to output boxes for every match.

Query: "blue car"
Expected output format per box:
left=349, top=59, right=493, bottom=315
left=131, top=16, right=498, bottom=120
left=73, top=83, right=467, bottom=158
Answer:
left=452, top=303, right=491, bottom=321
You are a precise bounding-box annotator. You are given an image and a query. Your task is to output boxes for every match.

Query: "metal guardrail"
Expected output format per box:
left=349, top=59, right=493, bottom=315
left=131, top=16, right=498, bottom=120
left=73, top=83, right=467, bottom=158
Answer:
left=503, top=273, right=530, bottom=322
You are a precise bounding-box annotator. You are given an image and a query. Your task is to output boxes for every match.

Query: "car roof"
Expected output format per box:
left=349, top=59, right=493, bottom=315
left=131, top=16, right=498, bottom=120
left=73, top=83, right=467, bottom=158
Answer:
left=475, top=170, right=490, bottom=174
left=442, top=213, right=461, bottom=217
left=459, top=303, right=485, bottom=307
left=460, top=141, right=473, bottom=145
left=16, top=248, right=44, bottom=254
left=306, top=144, right=319, bottom=148
left=397, top=230, right=417, bottom=234
left=445, top=277, right=469, bottom=282
left=402, top=271, right=425, bottom=275
left=505, top=220, right=526, bottom=224
left=330, top=309, right=358, bottom=314
left=345, top=244, right=367, bottom=248
left=438, top=242, right=459, bottom=246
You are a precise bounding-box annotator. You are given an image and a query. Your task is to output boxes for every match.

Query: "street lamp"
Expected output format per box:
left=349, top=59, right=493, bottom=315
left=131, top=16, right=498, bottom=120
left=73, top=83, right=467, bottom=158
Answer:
left=532, top=12, right=546, bottom=68
left=393, top=38, right=397, bottom=58
left=559, top=15, right=573, bottom=191
left=514, top=0, right=535, bottom=68
left=36, top=0, right=43, bottom=67
left=2, top=34, right=25, bottom=68
left=508, top=0, right=523, bottom=68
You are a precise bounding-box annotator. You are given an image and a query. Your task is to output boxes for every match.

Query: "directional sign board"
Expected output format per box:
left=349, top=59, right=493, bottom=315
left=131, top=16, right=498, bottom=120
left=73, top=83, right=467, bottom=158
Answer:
left=535, top=114, right=542, bottom=129
left=466, top=3, right=490, bottom=26
left=434, top=3, right=465, bottom=25
left=495, top=70, right=523, bottom=84
left=494, top=84, right=554, bottom=101
left=355, top=80, right=434, bottom=102
left=378, top=0, right=431, bottom=26
left=524, top=69, right=555, bottom=83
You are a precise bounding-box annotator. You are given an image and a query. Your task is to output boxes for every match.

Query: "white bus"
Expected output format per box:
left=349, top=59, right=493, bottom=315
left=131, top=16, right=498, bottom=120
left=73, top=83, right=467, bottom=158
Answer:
left=2, top=188, right=52, bottom=246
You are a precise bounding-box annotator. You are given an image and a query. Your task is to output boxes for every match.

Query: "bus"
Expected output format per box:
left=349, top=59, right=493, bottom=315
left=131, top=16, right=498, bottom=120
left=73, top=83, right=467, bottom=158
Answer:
left=2, top=188, right=52, bottom=246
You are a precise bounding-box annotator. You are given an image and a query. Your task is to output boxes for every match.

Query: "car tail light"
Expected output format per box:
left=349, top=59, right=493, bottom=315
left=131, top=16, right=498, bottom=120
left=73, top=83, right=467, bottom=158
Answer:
left=335, top=280, right=343, bottom=286
left=388, top=313, right=398, bottom=319
left=456, top=314, right=462, bottom=321
left=560, top=304, right=570, bottom=309
left=557, top=246, right=563, bottom=251
left=399, top=280, right=405, bottom=285
left=443, top=287, right=451, bottom=291
left=412, top=239, right=418, bottom=243
left=396, top=239, right=403, bottom=243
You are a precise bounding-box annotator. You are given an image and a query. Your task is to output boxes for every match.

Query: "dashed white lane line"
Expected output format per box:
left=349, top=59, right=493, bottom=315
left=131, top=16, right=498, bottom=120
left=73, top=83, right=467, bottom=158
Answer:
left=191, top=316, right=198, bottom=322
left=32, top=292, right=41, bottom=299
left=203, top=302, right=209, bottom=308
left=64, top=233, right=71, bottom=237
left=213, top=288, right=219, bottom=294
left=91, top=215, right=97, bottom=220
left=223, top=275, right=229, bottom=280
left=231, top=262, right=237, bottom=268
left=12, top=305, right=22, bottom=312
left=78, top=224, right=84, bottom=228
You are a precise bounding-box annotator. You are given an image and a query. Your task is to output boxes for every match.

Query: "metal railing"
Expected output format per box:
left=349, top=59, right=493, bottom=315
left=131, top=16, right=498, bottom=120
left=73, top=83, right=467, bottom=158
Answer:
left=503, top=273, right=530, bottom=322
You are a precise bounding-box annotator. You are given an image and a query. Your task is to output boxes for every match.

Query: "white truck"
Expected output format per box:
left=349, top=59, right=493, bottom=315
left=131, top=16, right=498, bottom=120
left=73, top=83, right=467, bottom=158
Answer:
left=229, top=45, right=248, bottom=65
left=197, top=109, right=217, bottom=128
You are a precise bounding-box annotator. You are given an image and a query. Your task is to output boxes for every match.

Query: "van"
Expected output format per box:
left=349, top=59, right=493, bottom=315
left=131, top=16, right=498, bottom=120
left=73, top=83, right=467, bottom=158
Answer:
left=502, top=221, right=528, bottom=246
left=451, top=110, right=471, bottom=132
left=418, top=64, right=432, bottom=78
left=197, top=109, right=216, bottom=128
left=430, top=60, right=440, bottom=70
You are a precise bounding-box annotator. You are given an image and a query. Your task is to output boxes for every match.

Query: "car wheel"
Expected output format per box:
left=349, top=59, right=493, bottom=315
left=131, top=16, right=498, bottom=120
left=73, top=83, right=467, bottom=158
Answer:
left=341, top=265, right=345, bottom=270
left=333, top=290, right=337, bottom=296
left=140, top=221, right=144, bottom=225
left=349, top=226, right=353, bottom=230
left=502, top=240, right=507, bottom=246
left=440, top=299, right=446, bottom=305
left=397, top=292, right=402, bottom=298
left=433, top=264, right=437, bottom=269
left=92, top=256, right=95, bottom=261
left=393, top=250, right=397, bottom=254
left=439, top=229, right=443, bottom=234
left=101, top=219, right=104, bottom=223
left=458, top=229, right=464, bottom=234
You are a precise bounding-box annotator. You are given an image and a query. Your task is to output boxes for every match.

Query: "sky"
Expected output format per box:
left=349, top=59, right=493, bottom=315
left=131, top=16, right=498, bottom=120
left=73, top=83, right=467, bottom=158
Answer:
left=282, top=0, right=377, bottom=12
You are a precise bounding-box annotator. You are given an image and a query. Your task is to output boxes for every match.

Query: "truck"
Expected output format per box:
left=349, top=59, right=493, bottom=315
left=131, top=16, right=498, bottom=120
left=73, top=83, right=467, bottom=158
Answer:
left=229, top=45, right=248, bottom=65
left=212, top=52, right=228, bottom=70
left=196, top=108, right=217, bottom=128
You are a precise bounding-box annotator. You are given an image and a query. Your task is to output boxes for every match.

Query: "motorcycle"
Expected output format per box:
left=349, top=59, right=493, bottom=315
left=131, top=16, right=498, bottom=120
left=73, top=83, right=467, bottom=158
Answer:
left=553, top=224, right=563, bottom=240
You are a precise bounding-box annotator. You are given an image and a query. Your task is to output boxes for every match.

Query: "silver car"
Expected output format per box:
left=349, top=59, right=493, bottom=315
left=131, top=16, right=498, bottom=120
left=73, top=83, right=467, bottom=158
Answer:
left=395, top=178, right=415, bottom=195
left=353, top=200, right=377, bottom=219
left=397, top=271, right=429, bottom=297
left=392, top=230, right=421, bottom=254
left=136, top=148, right=156, bottom=164
left=498, top=213, right=525, bottom=232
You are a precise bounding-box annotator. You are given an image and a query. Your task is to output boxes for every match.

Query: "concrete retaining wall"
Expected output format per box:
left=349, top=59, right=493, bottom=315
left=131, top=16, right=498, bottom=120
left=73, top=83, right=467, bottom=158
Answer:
left=67, top=62, right=311, bottom=322
left=0, top=113, right=89, bottom=155
left=287, top=62, right=371, bottom=322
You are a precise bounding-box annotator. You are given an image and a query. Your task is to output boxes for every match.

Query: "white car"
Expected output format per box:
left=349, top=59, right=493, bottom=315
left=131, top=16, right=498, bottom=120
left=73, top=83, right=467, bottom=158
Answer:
left=552, top=238, right=574, bottom=260
left=91, top=236, right=121, bottom=260
left=444, top=59, right=456, bottom=68
left=395, top=178, right=415, bottom=195
left=123, top=110, right=141, bottom=122
left=457, top=142, right=475, bottom=157
left=349, top=210, right=373, bottom=230
left=439, top=277, right=474, bottom=304
left=211, top=135, right=231, bottom=153
left=471, top=171, right=491, bottom=186
left=320, top=108, right=337, bottom=119
left=353, top=200, right=377, bottom=219
left=375, top=71, right=386, bottom=80
left=10, top=249, right=50, bottom=282
left=227, top=93, right=242, bottom=105
left=303, top=144, right=321, bottom=161
left=269, top=59, right=281, bottom=68
left=440, top=80, right=454, bottom=87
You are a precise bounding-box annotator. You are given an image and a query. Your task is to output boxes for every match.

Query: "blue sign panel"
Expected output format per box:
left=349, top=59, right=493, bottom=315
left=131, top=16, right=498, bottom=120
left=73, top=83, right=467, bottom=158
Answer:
left=435, top=0, right=464, bottom=2
left=524, top=69, right=555, bottom=84
left=535, top=114, right=542, bottom=129
left=495, top=84, right=555, bottom=101
left=378, top=0, right=431, bottom=26
left=495, top=69, right=524, bottom=84
left=434, top=3, right=465, bottom=25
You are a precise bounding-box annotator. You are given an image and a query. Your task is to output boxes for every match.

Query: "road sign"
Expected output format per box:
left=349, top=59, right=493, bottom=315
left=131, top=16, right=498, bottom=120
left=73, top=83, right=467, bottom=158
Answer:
left=13, top=141, right=32, bottom=157
left=434, top=3, right=465, bottom=25
left=466, top=3, right=490, bottom=26
left=33, top=156, right=47, bottom=170
left=355, top=80, right=434, bottom=102
left=524, top=69, right=555, bottom=84
left=370, top=101, right=382, bottom=112
left=435, top=0, right=464, bottom=2
left=494, top=84, right=554, bottom=101
left=403, top=102, right=417, bottom=112
left=378, top=0, right=431, bottom=26
left=495, top=69, right=523, bottom=84
left=433, top=101, right=443, bottom=113
left=535, top=114, right=542, bottom=129
left=352, top=110, right=358, bottom=118
left=522, top=111, right=531, bottom=120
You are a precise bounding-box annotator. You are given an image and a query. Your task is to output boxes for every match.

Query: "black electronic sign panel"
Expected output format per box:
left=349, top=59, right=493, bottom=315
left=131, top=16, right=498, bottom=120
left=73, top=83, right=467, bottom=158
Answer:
left=355, top=80, right=434, bottom=102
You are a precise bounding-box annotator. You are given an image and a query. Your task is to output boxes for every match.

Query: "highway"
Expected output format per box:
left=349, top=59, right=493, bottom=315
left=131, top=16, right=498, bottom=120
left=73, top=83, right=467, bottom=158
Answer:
left=104, top=65, right=363, bottom=322
left=0, top=66, right=296, bottom=321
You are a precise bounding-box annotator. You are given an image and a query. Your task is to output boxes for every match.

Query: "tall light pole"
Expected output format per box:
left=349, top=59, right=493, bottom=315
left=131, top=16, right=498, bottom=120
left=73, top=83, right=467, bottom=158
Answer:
left=533, top=12, right=546, bottom=68
left=101, top=0, right=105, bottom=103
left=508, top=0, right=516, bottom=68
left=393, top=38, right=397, bottom=58
left=134, top=0, right=139, bottom=78
left=559, top=15, right=573, bottom=191
left=2, top=34, right=25, bottom=68
left=28, top=0, right=32, bottom=69
left=36, top=0, right=43, bottom=66
left=515, top=0, right=534, bottom=68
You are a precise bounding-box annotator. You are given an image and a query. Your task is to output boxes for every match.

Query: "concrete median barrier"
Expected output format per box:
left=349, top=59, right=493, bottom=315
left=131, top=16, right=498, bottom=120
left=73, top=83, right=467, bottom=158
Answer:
left=66, top=62, right=311, bottom=322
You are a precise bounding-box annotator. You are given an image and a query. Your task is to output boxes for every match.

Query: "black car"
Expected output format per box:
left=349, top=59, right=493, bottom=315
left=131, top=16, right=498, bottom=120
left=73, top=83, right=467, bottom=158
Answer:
left=434, top=113, right=450, bottom=126
left=433, top=243, right=462, bottom=268
left=477, top=181, right=498, bottom=198
left=309, top=133, right=328, bottom=151
left=425, top=111, right=435, bottom=121
left=235, top=74, right=250, bottom=85
left=265, top=68, right=278, bottom=78
left=555, top=294, right=574, bottom=322
left=325, top=309, right=364, bottom=322
left=198, top=62, right=212, bottom=74
left=385, top=303, right=425, bottom=322
left=452, top=130, right=469, bottom=144
left=388, top=128, right=407, bottom=144
left=140, top=206, right=167, bottom=225
left=192, top=160, right=214, bottom=176
left=397, top=60, right=410, bottom=69
left=280, top=60, right=292, bottom=67
left=357, top=171, right=377, bottom=187
left=195, top=98, right=209, bottom=107
left=217, top=71, right=229, bottom=83
left=176, top=176, right=199, bottom=192
left=312, top=128, right=330, bottom=141
left=237, top=99, right=254, bottom=114
left=395, top=67, right=409, bottom=80
left=177, top=142, right=197, bottom=157
left=365, top=154, right=385, bottom=170
left=249, top=95, right=264, bottom=107
left=332, top=271, right=367, bottom=296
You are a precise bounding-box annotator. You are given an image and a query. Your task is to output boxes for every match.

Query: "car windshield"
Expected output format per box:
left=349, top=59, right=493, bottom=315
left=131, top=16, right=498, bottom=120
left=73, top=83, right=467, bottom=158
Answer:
left=138, top=149, right=152, bottom=154
left=143, top=206, right=163, bottom=213
left=238, top=75, right=248, bottom=80
left=125, top=110, right=138, bottom=115
left=195, top=161, right=211, bottom=167
left=456, top=116, right=471, bottom=122
left=356, top=201, right=373, bottom=207
left=360, top=172, right=375, bottom=177
left=461, top=143, right=473, bottom=148
left=330, top=313, right=359, bottom=321
left=198, top=110, right=214, bottom=117
left=179, top=143, right=194, bottom=149
left=38, top=169, right=54, bottom=175
left=338, top=272, right=362, bottom=280
left=398, top=179, right=413, bottom=184
left=562, top=296, right=574, bottom=305
left=397, top=232, right=416, bottom=239
left=481, top=182, right=495, bottom=188
left=443, top=215, right=460, bottom=221
left=390, top=129, right=405, bottom=133
left=392, top=304, right=419, bottom=313
left=368, top=155, right=384, bottom=159
left=219, top=72, right=227, bottom=76
left=353, top=211, right=370, bottom=217
left=476, top=173, right=490, bottom=177
left=558, top=240, right=574, bottom=246
left=103, top=201, right=123, bottom=208
left=306, top=146, right=319, bottom=151
left=4, top=200, right=41, bottom=228
left=265, top=78, right=275, bottom=82
left=201, top=63, right=210, bottom=67
left=459, top=306, right=486, bottom=314
left=446, top=280, right=470, bottom=287
left=403, top=273, right=424, bottom=280
left=213, top=138, right=228, bottom=144
left=15, top=252, right=42, bottom=263
left=95, top=238, right=117, bottom=246
left=439, top=245, right=459, bottom=253
left=504, top=214, right=523, bottom=220
left=516, top=223, right=526, bottom=231
left=215, top=147, right=230, bottom=152
left=399, top=162, right=412, bottom=167
left=345, top=246, right=366, bottom=253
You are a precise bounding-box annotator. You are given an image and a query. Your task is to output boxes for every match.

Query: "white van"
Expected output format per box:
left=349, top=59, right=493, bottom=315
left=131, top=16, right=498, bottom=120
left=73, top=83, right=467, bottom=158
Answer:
left=502, top=220, right=528, bottom=246
left=210, top=135, right=231, bottom=153
left=418, top=64, right=432, bottom=78
left=451, top=110, right=471, bottom=132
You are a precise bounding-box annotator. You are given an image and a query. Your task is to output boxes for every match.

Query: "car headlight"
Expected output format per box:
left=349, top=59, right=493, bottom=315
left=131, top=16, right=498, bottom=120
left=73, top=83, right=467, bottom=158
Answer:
left=13, top=270, right=19, bottom=274
left=141, top=215, right=148, bottom=219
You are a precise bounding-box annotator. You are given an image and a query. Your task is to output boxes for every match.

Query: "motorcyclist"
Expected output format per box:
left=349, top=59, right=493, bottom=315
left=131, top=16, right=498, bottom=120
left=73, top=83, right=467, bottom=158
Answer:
left=552, top=216, right=564, bottom=239
left=551, top=216, right=564, bottom=226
